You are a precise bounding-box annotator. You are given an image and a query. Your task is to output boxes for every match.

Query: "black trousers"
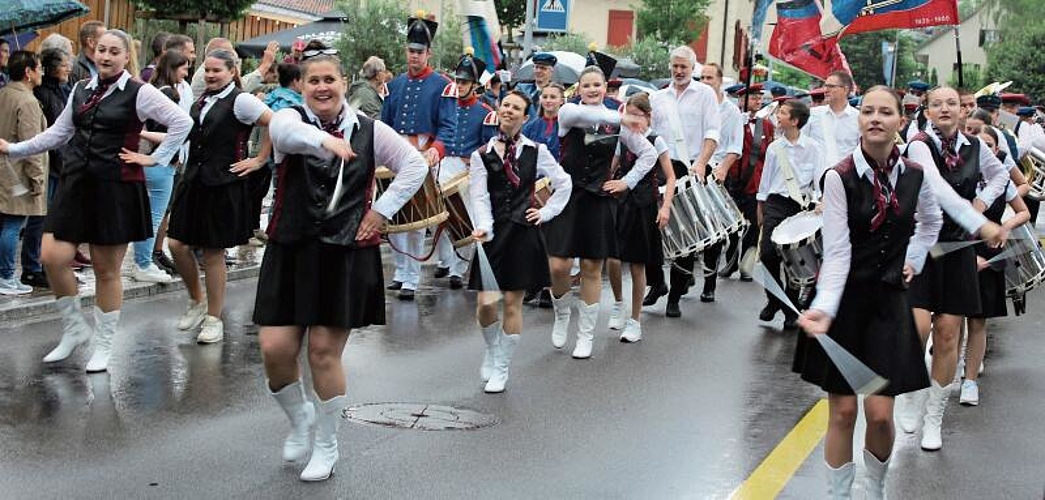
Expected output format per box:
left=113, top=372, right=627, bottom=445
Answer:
left=759, top=195, right=804, bottom=317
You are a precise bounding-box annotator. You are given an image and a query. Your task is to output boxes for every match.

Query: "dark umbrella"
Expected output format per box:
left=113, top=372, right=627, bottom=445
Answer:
left=1, top=31, right=39, bottom=49
left=1, top=0, right=89, bottom=47
left=612, top=58, right=640, bottom=79
left=236, top=11, right=347, bottom=58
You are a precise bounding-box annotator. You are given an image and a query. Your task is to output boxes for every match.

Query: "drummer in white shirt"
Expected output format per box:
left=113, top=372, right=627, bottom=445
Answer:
left=756, top=99, right=826, bottom=329
left=803, top=71, right=859, bottom=169
left=645, top=45, right=720, bottom=318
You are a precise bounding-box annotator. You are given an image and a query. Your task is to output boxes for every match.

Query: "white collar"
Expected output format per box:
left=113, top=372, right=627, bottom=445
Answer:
left=823, top=103, right=858, bottom=118
left=923, top=125, right=970, bottom=152
left=780, top=133, right=814, bottom=148
left=482, top=133, right=536, bottom=159
left=853, top=144, right=907, bottom=181
left=85, top=70, right=131, bottom=90
left=201, top=82, right=237, bottom=101
left=303, top=99, right=360, bottom=139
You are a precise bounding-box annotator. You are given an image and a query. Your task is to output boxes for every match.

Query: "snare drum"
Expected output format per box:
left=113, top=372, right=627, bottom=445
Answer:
left=660, top=176, right=722, bottom=259
left=705, top=179, right=748, bottom=235
left=440, top=172, right=475, bottom=248
left=533, top=177, right=552, bottom=208
left=375, top=166, right=448, bottom=233
left=771, top=211, right=823, bottom=289
left=1000, top=218, right=1045, bottom=297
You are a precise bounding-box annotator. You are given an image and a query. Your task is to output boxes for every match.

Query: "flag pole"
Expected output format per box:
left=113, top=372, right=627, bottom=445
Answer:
left=743, top=35, right=756, bottom=112
left=953, top=24, right=964, bottom=88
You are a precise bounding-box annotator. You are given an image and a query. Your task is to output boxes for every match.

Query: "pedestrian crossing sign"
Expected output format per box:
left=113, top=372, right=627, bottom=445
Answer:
left=536, top=0, right=570, bottom=32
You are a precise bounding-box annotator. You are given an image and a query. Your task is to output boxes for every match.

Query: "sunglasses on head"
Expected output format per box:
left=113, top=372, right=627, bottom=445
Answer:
left=302, top=48, right=339, bottom=59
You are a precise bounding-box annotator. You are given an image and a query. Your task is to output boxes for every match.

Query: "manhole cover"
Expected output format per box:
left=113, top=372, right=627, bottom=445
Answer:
left=344, top=403, right=498, bottom=430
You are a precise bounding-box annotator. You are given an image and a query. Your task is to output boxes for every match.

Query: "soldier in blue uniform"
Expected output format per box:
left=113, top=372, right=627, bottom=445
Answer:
left=433, top=48, right=498, bottom=288
left=380, top=12, right=458, bottom=300
left=514, top=52, right=557, bottom=117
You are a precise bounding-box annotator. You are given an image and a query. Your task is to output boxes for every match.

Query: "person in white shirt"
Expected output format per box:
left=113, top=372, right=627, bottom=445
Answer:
left=256, top=55, right=427, bottom=482
left=468, top=90, right=571, bottom=393
left=756, top=99, right=825, bottom=329
left=803, top=70, right=859, bottom=169
left=0, top=30, right=192, bottom=373
left=645, top=45, right=720, bottom=318
left=698, top=62, right=743, bottom=303
left=797, top=85, right=943, bottom=500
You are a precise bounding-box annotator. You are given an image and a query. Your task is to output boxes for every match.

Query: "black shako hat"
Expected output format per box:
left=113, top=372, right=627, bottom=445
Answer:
left=454, top=47, right=486, bottom=82
left=407, top=11, right=439, bottom=50
left=585, top=43, right=616, bottom=78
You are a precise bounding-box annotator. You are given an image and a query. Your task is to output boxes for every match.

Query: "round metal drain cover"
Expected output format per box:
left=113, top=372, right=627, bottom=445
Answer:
left=344, top=403, right=498, bottom=431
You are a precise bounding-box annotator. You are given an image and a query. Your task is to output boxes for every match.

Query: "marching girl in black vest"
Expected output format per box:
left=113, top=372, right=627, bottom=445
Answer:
left=256, top=55, right=427, bottom=481
left=165, top=49, right=273, bottom=344
left=468, top=90, right=571, bottom=393
left=901, top=86, right=1009, bottom=452
left=542, top=65, right=656, bottom=359
left=605, top=92, right=675, bottom=343
left=0, top=30, right=191, bottom=373
left=961, top=128, right=1030, bottom=407
left=797, top=86, right=943, bottom=499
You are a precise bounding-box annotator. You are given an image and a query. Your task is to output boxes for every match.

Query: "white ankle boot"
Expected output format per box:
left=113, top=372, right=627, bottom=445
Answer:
left=85, top=307, right=120, bottom=373
left=920, top=379, right=952, bottom=451
left=300, top=395, right=347, bottom=482
left=271, top=380, right=316, bottom=462
left=895, top=389, right=926, bottom=433
left=550, top=292, right=572, bottom=349
left=479, top=321, right=501, bottom=382
left=485, top=331, right=520, bottom=393
left=863, top=449, right=890, bottom=500
left=608, top=301, right=624, bottom=330
left=43, top=296, right=93, bottom=363
left=826, top=461, right=855, bottom=499
left=572, top=302, right=599, bottom=359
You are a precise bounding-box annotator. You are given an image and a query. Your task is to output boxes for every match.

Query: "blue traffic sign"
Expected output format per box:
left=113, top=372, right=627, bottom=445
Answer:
left=536, top=0, right=570, bottom=32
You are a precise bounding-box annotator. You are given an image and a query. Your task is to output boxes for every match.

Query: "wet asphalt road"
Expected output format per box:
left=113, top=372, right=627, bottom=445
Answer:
left=1, top=276, right=1043, bottom=499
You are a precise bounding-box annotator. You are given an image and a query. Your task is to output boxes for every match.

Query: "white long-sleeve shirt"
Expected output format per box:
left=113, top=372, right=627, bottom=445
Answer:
left=903, top=126, right=1008, bottom=227
left=649, top=80, right=720, bottom=162
left=8, top=71, right=192, bottom=168
left=804, top=104, right=860, bottom=168
left=810, top=149, right=943, bottom=318
left=557, top=102, right=658, bottom=190
left=756, top=133, right=826, bottom=202
left=711, top=97, right=744, bottom=166
left=468, top=135, right=572, bottom=239
left=268, top=102, right=428, bottom=220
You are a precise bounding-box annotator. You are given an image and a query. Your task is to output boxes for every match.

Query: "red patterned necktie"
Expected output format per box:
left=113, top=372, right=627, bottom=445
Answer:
left=868, top=147, right=901, bottom=232
left=935, top=128, right=961, bottom=172
left=78, top=75, right=121, bottom=114
left=500, top=133, right=520, bottom=187
left=322, top=119, right=344, bottom=139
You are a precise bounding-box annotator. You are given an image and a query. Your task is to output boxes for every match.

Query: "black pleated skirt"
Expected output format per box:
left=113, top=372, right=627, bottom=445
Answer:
left=44, top=171, right=152, bottom=245
left=167, top=178, right=254, bottom=249
left=793, top=281, right=930, bottom=397
left=970, top=243, right=1008, bottom=318
left=542, top=188, right=617, bottom=259
left=468, top=219, right=551, bottom=292
left=615, top=199, right=659, bottom=264
left=253, top=239, right=385, bottom=329
left=908, top=246, right=982, bottom=316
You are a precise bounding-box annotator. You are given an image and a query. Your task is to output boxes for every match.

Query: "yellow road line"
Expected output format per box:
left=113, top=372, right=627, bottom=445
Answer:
left=729, top=399, right=829, bottom=500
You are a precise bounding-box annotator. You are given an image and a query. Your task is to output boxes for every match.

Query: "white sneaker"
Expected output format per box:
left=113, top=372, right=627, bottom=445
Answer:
left=959, top=379, right=979, bottom=406
left=608, top=301, right=625, bottom=330
left=177, top=300, right=207, bottom=330
left=197, top=315, right=224, bottom=344
left=619, top=318, right=642, bottom=343
left=0, top=277, right=33, bottom=295
left=132, top=263, right=173, bottom=283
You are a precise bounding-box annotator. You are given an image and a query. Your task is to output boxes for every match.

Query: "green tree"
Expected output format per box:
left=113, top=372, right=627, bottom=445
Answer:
left=771, top=64, right=815, bottom=90
left=986, top=22, right=1045, bottom=98
left=430, top=6, right=464, bottom=73
left=132, top=0, right=253, bottom=19
left=542, top=32, right=592, bottom=54
left=610, top=35, right=671, bottom=81
left=336, top=0, right=407, bottom=77
left=494, top=0, right=526, bottom=36
left=633, top=0, right=712, bottom=46
left=838, top=30, right=920, bottom=89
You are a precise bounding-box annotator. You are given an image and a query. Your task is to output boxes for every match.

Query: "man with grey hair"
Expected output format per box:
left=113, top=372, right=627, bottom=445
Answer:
left=646, top=45, right=721, bottom=318
left=40, top=34, right=74, bottom=57
left=348, top=56, right=386, bottom=119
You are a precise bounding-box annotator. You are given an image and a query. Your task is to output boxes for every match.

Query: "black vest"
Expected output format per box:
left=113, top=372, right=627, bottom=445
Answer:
left=907, top=131, right=980, bottom=241
left=480, top=143, right=539, bottom=226
left=66, top=78, right=145, bottom=182
left=267, top=108, right=378, bottom=247
left=559, top=123, right=619, bottom=196
left=834, top=156, right=924, bottom=289
left=615, top=134, right=659, bottom=208
left=187, top=87, right=253, bottom=186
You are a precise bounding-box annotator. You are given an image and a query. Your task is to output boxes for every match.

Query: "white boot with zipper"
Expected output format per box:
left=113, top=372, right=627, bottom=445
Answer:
left=300, top=395, right=347, bottom=481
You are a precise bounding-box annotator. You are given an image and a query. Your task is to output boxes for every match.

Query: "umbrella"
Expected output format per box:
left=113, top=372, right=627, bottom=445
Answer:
left=612, top=58, right=640, bottom=79
left=1, top=0, right=89, bottom=39
left=512, top=51, right=586, bottom=85
left=1, top=30, right=38, bottom=49
left=236, top=11, right=347, bottom=58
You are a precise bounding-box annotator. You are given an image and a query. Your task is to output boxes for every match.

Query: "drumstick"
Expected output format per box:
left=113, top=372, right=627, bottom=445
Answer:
left=474, top=242, right=503, bottom=305
left=985, top=244, right=1026, bottom=265
left=929, top=240, right=983, bottom=258
left=750, top=264, right=889, bottom=395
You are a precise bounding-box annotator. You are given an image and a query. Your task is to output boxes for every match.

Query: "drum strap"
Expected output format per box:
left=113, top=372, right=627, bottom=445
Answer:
left=774, top=143, right=811, bottom=209
left=665, top=94, right=692, bottom=165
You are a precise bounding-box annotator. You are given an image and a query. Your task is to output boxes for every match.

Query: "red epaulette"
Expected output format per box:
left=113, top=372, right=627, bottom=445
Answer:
left=483, top=109, right=499, bottom=126
left=442, top=82, right=458, bottom=98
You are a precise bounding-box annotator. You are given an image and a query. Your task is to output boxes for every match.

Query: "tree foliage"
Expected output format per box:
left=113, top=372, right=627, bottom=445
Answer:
left=838, top=30, right=920, bottom=90
left=986, top=21, right=1045, bottom=99
left=429, top=6, right=464, bottom=73
left=494, top=0, right=526, bottom=33
left=634, top=0, right=712, bottom=46
left=336, top=0, right=408, bottom=77
left=609, top=36, right=671, bottom=81
left=541, top=32, right=592, bottom=55
left=132, top=0, right=253, bottom=20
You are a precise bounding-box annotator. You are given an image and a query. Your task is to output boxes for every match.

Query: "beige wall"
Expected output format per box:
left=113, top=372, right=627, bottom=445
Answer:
left=569, top=0, right=635, bottom=47
left=915, top=8, right=990, bottom=84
